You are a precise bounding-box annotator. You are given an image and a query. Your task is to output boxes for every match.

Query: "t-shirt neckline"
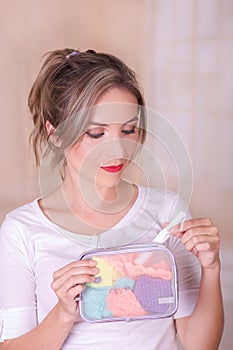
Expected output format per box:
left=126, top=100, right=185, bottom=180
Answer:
left=33, top=185, right=148, bottom=245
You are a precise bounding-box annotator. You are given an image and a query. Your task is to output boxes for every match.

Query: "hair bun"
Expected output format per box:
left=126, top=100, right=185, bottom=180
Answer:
left=86, top=49, right=96, bottom=54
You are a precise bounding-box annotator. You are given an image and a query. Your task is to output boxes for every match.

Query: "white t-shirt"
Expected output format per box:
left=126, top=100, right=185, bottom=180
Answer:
left=0, top=186, right=200, bottom=349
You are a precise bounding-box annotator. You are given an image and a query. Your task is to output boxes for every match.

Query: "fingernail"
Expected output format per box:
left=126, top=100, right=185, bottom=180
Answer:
left=89, top=260, right=96, bottom=266
left=92, top=268, right=99, bottom=273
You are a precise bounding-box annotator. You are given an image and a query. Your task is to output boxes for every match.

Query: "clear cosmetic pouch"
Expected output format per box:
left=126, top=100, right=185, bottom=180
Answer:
left=78, top=244, right=178, bottom=322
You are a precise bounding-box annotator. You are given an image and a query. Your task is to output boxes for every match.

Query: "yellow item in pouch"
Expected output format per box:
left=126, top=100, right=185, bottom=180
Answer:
left=88, top=257, right=114, bottom=288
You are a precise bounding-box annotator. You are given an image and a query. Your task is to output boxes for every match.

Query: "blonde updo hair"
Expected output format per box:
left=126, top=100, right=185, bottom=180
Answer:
left=28, top=48, right=146, bottom=165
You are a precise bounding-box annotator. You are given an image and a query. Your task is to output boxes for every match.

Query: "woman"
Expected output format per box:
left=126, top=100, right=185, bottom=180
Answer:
left=0, top=49, right=224, bottom=349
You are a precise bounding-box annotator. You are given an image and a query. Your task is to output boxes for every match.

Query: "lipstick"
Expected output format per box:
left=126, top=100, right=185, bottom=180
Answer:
left=100, top=164, right=123, bottom=173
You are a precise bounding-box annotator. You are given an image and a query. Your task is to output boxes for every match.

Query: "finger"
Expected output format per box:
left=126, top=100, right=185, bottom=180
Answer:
left=53, top=259, right=96, bottom=280
left=68, top=281, right=95, bottom=302
left=54, top=265, right=99, bottom=284
left=163, top=218, right=213, bottom=235
left=192, top=247, right=199, bottom=256
left=52, top=273, right=96, bottom=298
left=52, top=268, right=98, bottom=291
left=179, top=218, right=213, bottom=232
left=180, top=226, right=219, bottom=245
left=162, top=222, right=169, bottom=228
left=68, top=284, right=85, bottom=300
left=183, top=235, right=219, bottom=253
left=56, top=282, right=85, bottom=304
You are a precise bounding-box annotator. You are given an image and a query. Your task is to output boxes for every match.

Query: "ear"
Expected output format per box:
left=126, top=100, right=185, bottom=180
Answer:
left=46, top=120, right=55, bottom=136
left=46, top=120, right=62, bottom=148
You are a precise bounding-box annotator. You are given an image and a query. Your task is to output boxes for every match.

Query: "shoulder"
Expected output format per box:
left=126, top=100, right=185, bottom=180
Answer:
left=138, top=186, right=189, bottom=222
left=139, top=185, right=180, bottom=202
left=0, top=199, right=46, bottom=240
left=2, top=199, right=39, bottom=225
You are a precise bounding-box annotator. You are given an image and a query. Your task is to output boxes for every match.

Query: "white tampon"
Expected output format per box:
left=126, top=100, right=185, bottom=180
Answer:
left=153, top=211, right=186, bottom=244
left=135, top=211, right=186, bottom=265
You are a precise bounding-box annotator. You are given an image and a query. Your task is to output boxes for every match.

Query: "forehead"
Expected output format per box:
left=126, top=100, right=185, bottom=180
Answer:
left=89, top=87, right=139, bottom=125
left=89, top=102, right=139, bottom=125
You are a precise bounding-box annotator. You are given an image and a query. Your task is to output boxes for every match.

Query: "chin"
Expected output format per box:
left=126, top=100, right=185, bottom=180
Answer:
left=95, top=175, right=122, bottom=189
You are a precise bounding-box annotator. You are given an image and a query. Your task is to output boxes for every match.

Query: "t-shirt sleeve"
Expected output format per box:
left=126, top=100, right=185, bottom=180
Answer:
left=0, top=216, right=38, bottom=341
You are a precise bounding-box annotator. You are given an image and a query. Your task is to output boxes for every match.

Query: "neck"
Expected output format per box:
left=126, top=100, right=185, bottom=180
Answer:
left=61, top=173, right=134, bottom=215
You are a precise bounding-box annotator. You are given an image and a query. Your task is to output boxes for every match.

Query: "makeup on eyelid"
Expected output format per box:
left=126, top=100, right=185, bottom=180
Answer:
left=86, top=125, right=137, bottom=139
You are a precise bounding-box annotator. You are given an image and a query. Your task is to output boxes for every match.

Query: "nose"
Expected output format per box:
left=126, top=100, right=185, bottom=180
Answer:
left=106, top=138, right=127, bottom=159
left=107, top=137, right=138, bottom=161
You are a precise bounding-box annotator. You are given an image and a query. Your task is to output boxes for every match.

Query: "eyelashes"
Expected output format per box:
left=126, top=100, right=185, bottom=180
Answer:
left=122, top=127, right=136, bottom=135
left=86, top=131, right=105, bottom=139
left=86, top=126, right=136, bottom=139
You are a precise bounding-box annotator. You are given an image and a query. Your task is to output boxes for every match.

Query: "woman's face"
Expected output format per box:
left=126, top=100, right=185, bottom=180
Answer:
left=64, top=87, right=140, bottom=190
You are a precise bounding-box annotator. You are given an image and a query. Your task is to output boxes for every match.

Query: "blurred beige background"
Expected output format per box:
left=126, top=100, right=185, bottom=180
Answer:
left=0, top=0, right=232, bottom=349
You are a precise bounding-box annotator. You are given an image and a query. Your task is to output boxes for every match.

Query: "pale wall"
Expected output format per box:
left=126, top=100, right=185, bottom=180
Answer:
left=144, top=2, right=233, bottom=349
left=0, top=0, right=147, bottom=216
left=0, top=0, right=232, bottom=349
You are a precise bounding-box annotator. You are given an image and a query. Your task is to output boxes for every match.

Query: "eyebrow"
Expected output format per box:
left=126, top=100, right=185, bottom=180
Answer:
left=89, top=116, right=139, bottom=127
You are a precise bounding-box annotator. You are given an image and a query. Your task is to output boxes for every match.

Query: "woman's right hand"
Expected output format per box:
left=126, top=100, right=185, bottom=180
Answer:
left=51, top=259, right=98, bottom=323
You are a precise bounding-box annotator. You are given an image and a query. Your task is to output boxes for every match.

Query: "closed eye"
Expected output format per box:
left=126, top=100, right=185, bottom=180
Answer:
left=86, top=131, right=104, bottom=139
left=85, top=124, right=137, bottom=139
left=122, top=126, right=136, bottom=135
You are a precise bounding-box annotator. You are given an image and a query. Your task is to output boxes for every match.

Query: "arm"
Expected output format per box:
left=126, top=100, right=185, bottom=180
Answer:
left=1, top=260, right=98, bottom=350
left=1, top=303, right=75, bottom=350
left=174, top=218, right=224, bottom=350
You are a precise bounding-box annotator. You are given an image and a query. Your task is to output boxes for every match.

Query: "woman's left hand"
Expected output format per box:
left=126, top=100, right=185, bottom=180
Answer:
left=171, top=218, right=220, bottom=269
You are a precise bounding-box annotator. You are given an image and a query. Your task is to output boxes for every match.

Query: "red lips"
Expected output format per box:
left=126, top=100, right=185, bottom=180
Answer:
left=101, top=164, right=123, bottom=173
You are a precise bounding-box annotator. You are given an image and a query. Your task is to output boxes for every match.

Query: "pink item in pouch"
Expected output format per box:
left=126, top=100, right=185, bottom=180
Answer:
left=124, top=262, right=172, bottom=280
left=104, top=253, right=172, bottom=280
left=106, top=288, right=147, bottom=317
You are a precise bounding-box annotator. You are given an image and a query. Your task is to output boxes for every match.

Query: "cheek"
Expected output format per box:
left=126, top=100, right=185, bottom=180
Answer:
left=66, top=139, right=94, bottom=162
left=66, top=142, right=104, bottom=177
left=123, top=136, right=140, bottom=158
left=133, top=129, right=140, bottom=142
